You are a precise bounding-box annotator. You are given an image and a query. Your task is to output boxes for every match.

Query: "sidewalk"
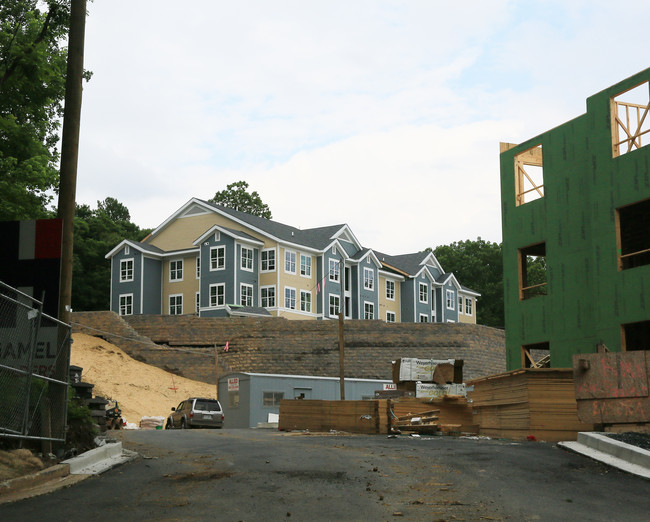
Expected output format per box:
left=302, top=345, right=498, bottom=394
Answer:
left=558, top=432, right=650, bottom=479
left=0, top=442, right=138, bottom=504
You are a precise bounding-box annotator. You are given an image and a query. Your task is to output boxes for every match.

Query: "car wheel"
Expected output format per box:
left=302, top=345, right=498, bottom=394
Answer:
left=165, top=419, right=172, bottom=430
left=180, top=418, right=186, bottom=429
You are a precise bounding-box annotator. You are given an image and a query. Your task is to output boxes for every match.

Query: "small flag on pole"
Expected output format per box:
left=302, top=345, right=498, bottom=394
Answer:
left=224, top=341, right=229, bottom=352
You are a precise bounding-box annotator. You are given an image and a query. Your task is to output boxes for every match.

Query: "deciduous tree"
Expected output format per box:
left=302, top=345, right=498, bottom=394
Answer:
left=432, top=238, right=504, bottom=328
left=0, top=1, right=73, bottom=220
left=209, top=181, right=272, bottom=219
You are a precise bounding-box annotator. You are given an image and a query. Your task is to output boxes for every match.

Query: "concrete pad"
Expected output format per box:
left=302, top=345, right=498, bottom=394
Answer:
left=558, top=432, right=650, bottom=479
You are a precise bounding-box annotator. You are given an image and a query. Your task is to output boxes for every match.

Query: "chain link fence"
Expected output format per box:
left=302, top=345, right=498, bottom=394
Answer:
left=0, top=281, right=70, bottom=442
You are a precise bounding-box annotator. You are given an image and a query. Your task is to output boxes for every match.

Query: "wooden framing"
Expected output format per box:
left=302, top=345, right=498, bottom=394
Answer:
left=611, top=81, right=650, bottom=157
left=514, top=145, right=543, bottom=206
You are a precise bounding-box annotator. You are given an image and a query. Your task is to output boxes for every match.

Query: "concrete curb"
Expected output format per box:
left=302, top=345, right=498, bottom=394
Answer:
left=0, top=442, right=138, bottom=504
left=62, top=442, right=132, bottom=474
left=558, top=432, right=650, bottom=479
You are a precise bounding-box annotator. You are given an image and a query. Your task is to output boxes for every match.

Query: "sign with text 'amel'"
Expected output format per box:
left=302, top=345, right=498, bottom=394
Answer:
left=228, top=377, right=240, bottom=391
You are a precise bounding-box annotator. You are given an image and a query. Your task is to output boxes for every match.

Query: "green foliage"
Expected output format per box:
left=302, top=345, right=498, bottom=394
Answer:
left=66, top=387, right=97, bottom=450
left=432, top=238, right=504, bottom=328
left=72, top=198, right=150, bottom=311
left=0, top=1, right=71, bottom=220
left=209, top=181, right=272, bottom=219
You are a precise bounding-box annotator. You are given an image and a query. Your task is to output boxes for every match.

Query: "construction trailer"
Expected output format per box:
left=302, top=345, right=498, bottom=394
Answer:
left=217, top=372, right=391, bottom=428
left=499, top=68, right=650, bottom=370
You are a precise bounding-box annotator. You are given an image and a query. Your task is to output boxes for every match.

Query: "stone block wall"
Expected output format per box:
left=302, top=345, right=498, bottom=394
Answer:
left=72, top=312, right=506, bottom=385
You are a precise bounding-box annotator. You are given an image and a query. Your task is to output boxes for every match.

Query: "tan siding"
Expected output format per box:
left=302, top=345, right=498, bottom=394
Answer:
left=458, top=296, right=477, bottom=324
left=378, top=274, right=401, bottom=322
left=277, top=247, right=317, bottom=319
left=162, top=255, right=199, bottom=314
left=148, top=211, right=271, bottom=251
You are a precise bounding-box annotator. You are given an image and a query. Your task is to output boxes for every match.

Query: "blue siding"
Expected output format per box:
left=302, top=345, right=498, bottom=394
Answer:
left=199, top=234, right=235, bottom=317
left=111, top=247, right=142, bottom=314
left=414, top=273, right=432, bottom=322
left=236, top=243, right=258, bottom=306
left=142, top=256, right=162, bottom=313
left=358, top=262, right=378, bottom=320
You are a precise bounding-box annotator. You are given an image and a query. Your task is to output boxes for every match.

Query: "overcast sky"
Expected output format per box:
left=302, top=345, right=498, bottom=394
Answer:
left=75, top=1, right=650, bottom=254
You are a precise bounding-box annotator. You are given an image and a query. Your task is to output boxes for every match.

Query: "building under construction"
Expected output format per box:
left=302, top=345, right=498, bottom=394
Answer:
left=500, top=68, right=650, bottom=370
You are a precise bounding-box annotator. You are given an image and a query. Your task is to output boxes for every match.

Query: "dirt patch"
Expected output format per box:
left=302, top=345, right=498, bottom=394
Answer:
left=71, top=333, right=218, bottom=425
left=0, top=449, right=47, bottom=482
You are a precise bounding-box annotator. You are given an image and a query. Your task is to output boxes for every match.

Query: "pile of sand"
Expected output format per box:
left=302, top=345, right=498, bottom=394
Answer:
left=70, top=333, right=217, bottom=425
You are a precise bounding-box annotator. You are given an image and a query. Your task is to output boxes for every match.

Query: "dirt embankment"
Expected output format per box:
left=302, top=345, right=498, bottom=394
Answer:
left=71, top=333, right=217, bottom=424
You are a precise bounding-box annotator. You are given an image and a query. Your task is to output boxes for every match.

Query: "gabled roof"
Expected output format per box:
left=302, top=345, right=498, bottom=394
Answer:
left=375, top=251, right=442, bottom=276
left=194, top=225, right=265, bottom=246
left=150, top=198, right=359, bottom=254
left=105, top=239, right=165, bottom=259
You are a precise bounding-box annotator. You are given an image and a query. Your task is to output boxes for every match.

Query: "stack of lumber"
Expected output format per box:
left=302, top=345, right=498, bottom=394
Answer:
left=467, top=368, right=592, bottom=441
left=278, top=399, right=390, bottom=434
left=391, top=397, right=477, bottom=435
left=392, top=409, right=440, bottom=434
left=392, top=358, right=466, bottom=399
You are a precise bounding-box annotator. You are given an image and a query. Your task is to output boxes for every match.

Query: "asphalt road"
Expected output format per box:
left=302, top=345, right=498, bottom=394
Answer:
left=1, top=429, right=649, bottom=521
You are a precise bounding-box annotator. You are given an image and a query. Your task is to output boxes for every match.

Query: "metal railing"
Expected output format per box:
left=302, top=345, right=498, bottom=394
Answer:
left=0, top=281, right=70, bottom=442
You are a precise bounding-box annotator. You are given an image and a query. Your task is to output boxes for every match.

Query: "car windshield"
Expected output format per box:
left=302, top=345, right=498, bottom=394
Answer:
left=194, top=400, right=220, bottom=411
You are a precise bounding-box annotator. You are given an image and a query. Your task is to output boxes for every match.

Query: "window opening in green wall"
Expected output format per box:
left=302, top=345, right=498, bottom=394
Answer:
left=616, top=198, right=650, bottom=270
left=514, top=144, right=544, bottom=206
left=621, top=320, right=650, bottom=351
left=611, top=81, right=650, bottom=157
left=521, top=342, right=550, bottom=368
left=518, top=242, right=547, bottom=299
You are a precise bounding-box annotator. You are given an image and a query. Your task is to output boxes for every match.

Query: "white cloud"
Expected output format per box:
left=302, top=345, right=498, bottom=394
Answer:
left=75, top=0, right=650, bottom=254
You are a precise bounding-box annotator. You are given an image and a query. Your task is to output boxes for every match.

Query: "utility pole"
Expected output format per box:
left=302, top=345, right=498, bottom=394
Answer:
left=51, top=0, right=86, bottom=452
left=339, top=258, right=345, bottom=400
left=57, top=0, right=87, bottom=324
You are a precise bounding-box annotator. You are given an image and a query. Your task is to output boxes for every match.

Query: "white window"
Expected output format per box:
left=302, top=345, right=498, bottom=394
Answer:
left=170, top=260, right=183, bottom=281
left=300, top=290, right=311, bottom=312
left=261, top=286, right=276, bottom=308
left=169, top=294, right=183, bottom=315
left=120, top=259, right=134, bottom=282
left=419, top=282, right=428, bottom=303
left=124, top=245, right=130, bottom=255
left=240, top=246, right=254, bottom=271
left=386, top=280, right=395, bottom=300
left=214, top=231, right=220, bottom=241
left=300, top=254, right=311, bottom=277
left=240, top=284, right=253, bottom=307
left=329, top=294, right=340, bottom=317
left=210, top=283, right=225, bottom=307
left=196, top=256, right=200, bottom=279
left=285, top=250, right=296, bottom=274
left=446, top=289, right=455, bottom=310
left=419, top=314, right=429, bottom=323
left=210, top=246, right=225, bottom=270
left=261, top=249, right=275, bottom=272
left=465, top=297, right=473, bottom=316
left=285, top=287, right=296, bottom=309
left=386, top=311, right=396, bottom=323
left=195, top=292, right=200, bottom=313
left=458, top=295, right=463, bottom=314
left=364, top=302, right=374, bottom=320
left=329, top=259, right=340, bottom=282
left=364, top=267, right=374, bottom=290
left=119, top=294, right=133, bottom=315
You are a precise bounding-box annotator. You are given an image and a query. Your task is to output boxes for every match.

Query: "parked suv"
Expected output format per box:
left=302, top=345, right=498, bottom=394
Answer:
left=165, top=398, right=224, bottom=429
